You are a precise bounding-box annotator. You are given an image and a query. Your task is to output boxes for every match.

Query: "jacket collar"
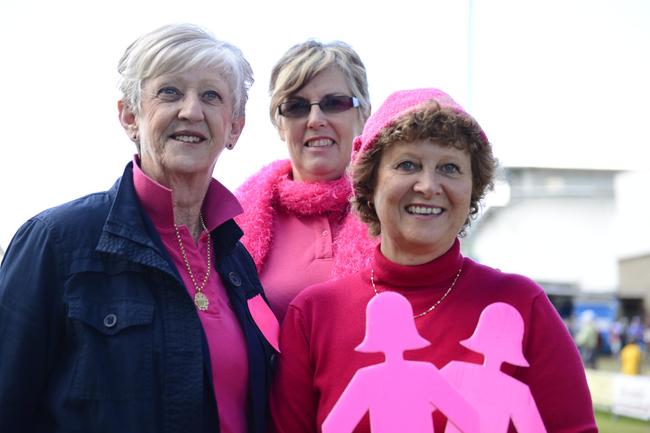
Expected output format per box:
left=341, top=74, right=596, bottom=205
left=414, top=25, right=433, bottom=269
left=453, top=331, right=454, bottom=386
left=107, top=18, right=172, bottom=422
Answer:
left=132, top=155, right=243, bottom=232
left=97, top=162, right=244, bottom=271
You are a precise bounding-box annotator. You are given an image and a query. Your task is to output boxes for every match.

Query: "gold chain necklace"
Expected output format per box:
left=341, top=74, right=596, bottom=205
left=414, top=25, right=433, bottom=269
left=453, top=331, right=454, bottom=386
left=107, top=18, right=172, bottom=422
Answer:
left=370, top=265, right=462, bottom=319
left=174, top=214, right=211, bottom=311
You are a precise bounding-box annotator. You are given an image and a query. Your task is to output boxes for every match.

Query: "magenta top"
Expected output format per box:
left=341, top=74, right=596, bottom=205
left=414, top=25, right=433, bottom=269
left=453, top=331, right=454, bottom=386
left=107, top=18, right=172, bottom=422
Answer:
left=132, top=158, right=248, bottom=433
left=260, top=210, right=339, bottom=320
left=271, top=241, right=597, bottom=432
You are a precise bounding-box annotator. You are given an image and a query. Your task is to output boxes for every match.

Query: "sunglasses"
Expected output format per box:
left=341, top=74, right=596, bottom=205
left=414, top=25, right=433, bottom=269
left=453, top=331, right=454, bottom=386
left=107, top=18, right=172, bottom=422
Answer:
left=278, top=95, right=360, bottom=118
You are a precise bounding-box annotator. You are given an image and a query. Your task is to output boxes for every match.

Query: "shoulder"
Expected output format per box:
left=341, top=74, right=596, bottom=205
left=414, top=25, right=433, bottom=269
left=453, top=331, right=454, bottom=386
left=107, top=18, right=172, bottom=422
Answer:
left=1, top=189, right=117, bottom=284
left=233, top=160, right=291, bottom=268
left=463, top=258, right=545, bottom=298
left=289, top=271, right=366, bottom=316
left=282, top=271, right=370, bottom=346
left=235, top=159, right=291, bottom=207
left=18, top=190, right=110, bottom=243
left=331, top=214, right=378, bottom=278
left=5, top=176, right=125, bottom=265
left=38, top=190, right=113, bottom=228
left=38, top=180, right=120, bottom=239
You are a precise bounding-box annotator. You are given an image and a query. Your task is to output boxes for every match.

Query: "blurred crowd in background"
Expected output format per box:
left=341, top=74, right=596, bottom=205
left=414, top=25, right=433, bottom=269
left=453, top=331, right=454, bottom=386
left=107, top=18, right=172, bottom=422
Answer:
left=571, top=310, right=649, bottom=375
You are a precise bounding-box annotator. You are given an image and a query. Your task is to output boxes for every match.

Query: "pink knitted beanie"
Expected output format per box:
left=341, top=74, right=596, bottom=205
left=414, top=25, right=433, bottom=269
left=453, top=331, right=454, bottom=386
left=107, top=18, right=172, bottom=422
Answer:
left=352, top=88, right=487, bottom=161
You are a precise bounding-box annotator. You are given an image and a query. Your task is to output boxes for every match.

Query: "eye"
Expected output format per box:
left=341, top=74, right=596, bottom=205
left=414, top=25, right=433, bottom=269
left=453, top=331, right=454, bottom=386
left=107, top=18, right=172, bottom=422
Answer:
left=279, top=98, right=310, bottom=117
left=395, top=160, right=420, bottom=172
left=203, top=90, right=223, bottom=103
left=157, top=86, right=181, bottom=100
left=320, top=95, right=354, bottom=113
left=439, top=163, right=461, bottom=175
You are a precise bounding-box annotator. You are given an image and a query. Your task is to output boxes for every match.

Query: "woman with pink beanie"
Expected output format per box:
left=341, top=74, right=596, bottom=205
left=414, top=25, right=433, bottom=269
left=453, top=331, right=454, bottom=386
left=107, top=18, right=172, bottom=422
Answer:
left=235, top=41, right=376, bottom=321
left=270, top=88, right=597, bottom=432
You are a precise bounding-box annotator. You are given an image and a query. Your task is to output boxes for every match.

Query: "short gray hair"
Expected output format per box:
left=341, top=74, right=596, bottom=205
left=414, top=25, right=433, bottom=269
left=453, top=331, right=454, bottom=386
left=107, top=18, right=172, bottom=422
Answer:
left=269, top=40, right=370, bottom=128
left=118, top=23, right=253, bottom=117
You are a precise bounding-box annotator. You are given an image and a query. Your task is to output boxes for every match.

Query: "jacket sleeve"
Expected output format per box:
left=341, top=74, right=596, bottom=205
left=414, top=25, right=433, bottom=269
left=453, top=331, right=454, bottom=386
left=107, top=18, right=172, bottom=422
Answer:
left=0, top=218, right=64, bottom=433
left=520, top=292, right=598, bottom=433
left=269, top=304, right=318, bottom=433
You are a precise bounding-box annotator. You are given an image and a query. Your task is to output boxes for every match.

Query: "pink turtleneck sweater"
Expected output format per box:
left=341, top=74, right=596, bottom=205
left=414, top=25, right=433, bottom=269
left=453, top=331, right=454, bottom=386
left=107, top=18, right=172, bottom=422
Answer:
left=132, top=159, right=248, bottom=433
left=271, top=240, right=597, bottom=433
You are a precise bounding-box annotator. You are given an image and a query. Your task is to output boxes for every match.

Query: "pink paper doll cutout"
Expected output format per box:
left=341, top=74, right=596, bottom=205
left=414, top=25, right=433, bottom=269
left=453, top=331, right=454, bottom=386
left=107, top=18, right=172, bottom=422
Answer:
left=322, top=291, right=479, bottom=433
left=441, top=302, right=547, bottom=433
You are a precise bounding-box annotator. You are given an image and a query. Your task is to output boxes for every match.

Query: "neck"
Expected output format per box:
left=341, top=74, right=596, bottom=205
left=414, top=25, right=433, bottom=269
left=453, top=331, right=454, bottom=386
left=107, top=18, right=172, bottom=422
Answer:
left=169, top=177, right=211, bottom=243
left=379, top=242, right=449, bottom=266
left=174, top=206, right=204, bottom=242
left=291, top=167, right=345, bottom=183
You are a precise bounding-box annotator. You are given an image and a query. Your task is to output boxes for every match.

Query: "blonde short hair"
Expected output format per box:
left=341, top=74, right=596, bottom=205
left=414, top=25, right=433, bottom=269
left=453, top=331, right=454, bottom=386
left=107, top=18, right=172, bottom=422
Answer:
left=269, top=40, right=370, bottom=128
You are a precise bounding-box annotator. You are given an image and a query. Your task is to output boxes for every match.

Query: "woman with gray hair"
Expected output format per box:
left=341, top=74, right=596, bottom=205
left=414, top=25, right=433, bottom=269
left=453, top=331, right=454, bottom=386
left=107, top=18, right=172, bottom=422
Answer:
left=235, top=40, right=377, bottom=321
left=0, top=23, right=276, bottom=433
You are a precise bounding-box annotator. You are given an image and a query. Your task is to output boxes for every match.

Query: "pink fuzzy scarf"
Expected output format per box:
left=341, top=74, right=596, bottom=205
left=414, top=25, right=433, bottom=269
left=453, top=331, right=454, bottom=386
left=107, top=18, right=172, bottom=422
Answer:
left=235, top=159, right=377, bottom=279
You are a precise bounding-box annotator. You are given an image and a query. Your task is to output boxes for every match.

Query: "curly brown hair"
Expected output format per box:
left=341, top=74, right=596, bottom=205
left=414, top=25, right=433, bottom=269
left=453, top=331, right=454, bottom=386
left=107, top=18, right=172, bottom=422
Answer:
left=352, top=102, right=497, bottom=237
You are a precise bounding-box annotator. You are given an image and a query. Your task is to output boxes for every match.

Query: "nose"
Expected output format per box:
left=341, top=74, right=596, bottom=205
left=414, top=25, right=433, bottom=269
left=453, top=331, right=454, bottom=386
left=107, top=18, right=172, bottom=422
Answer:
left=306, top=104, right=327, bottom=128
left=178, top=93, right=205, bottom=122
left=413, top=170, right=442, bottom=197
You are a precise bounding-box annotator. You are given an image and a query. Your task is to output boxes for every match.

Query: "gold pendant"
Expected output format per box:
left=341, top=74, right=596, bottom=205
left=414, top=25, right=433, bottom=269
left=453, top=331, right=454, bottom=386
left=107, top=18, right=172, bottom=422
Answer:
left=194, top=292, right=209, bottom=311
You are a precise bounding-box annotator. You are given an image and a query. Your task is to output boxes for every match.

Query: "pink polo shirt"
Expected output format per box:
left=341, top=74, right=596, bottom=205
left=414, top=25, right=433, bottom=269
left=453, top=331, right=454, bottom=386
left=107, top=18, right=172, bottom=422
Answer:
left=132, top=159, right=248, bottom=433
left=260, top=210, right=342, bottom=321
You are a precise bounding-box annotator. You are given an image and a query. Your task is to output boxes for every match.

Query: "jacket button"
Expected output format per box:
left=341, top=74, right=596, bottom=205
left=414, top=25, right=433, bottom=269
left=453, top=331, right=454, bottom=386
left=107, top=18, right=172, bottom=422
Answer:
left=228, top=272, right=242, bottom=287
left=103, top=313, right=117, bottom=328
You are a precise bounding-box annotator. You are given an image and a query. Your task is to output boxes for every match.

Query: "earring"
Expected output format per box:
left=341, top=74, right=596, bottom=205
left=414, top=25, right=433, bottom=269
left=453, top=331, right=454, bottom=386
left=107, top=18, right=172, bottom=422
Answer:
left=226, top=143, right=234, bottom=150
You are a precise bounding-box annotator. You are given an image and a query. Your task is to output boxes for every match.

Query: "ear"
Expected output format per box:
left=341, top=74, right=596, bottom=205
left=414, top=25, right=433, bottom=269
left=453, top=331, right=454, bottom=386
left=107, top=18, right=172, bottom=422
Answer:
left=118, top=100, right=139, bottom=142
left=228, top=115, right=246, bottom=147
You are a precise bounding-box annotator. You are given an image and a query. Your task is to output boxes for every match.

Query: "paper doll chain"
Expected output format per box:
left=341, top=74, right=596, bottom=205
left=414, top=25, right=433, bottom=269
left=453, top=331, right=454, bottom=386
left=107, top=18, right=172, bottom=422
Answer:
left=370, top=265, right=462, bottom=319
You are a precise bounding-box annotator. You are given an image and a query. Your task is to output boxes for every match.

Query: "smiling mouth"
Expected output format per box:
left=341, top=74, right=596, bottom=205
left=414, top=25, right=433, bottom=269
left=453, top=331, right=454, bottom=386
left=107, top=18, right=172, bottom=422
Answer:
left=406, top=205, right=443, bottom=215
left=305, top=138, right=335, bottom=148
left=171, top=133, right=205, bottom=143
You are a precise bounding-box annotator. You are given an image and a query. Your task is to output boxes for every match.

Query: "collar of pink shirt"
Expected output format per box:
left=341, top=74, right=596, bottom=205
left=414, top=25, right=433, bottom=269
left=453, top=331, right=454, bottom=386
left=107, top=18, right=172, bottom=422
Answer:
left=131, top=155, right=243, bottom=230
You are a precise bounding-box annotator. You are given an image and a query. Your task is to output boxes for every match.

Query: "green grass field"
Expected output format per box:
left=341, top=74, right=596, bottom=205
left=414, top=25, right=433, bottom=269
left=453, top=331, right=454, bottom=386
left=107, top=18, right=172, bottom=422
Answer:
left=590, top=355, right=649, bottom=432
left=595, top=410, right=649, bottom=433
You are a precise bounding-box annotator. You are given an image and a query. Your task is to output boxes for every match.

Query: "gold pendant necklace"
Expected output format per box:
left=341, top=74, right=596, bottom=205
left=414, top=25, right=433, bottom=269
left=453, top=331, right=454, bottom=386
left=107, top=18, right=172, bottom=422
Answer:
left=174, top=214, right=211, bottom=311
left=370, top=265, right=462, bottom=319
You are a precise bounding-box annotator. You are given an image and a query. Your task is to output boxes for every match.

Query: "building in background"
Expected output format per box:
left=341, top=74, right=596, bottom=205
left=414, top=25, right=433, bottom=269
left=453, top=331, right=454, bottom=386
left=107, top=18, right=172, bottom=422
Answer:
left=615, top=171, right=650, bottom=320
left=465, top=167, right=649, bottom=328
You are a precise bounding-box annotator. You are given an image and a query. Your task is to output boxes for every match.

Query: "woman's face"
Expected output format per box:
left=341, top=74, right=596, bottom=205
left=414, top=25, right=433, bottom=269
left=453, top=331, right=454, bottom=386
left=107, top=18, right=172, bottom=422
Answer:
left=278, top=66, right=364, bottom=182
left=372, top=139, right=473, bottom=265
left=119, top=65, right=244, bottom=185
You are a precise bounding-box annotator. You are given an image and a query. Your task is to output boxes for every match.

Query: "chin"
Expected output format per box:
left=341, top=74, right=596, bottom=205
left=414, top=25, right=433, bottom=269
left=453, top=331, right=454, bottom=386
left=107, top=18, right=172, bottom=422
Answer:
left=169, top=159, right=213, bottom=176
left=311, top=162, right=347, bottom=178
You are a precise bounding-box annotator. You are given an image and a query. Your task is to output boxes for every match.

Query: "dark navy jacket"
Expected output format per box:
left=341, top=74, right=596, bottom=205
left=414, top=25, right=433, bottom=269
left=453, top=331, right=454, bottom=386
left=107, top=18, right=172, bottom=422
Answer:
left=0, top=163, right=276, bottom=433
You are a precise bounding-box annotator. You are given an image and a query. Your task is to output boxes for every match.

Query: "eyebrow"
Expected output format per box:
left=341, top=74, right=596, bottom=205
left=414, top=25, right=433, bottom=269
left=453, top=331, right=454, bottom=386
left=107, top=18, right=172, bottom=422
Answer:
left=287, top=92, right=349, bottom=100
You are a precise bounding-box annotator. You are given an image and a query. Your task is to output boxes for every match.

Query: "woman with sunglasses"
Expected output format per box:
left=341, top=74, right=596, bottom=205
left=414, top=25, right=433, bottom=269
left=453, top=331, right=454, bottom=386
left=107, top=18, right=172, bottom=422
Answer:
left=235, top=40, right=376, bottom=321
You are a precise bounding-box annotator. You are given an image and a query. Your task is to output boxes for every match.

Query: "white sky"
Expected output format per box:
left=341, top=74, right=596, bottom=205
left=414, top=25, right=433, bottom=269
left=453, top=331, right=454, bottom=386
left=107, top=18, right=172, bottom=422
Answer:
left=1, top=0, right=648, bottom=250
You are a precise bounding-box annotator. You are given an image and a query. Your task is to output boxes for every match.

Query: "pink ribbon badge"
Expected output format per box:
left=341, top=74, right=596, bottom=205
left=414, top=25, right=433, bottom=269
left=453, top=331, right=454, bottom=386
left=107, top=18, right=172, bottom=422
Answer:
left=247, top=294, right=281, bottom=352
